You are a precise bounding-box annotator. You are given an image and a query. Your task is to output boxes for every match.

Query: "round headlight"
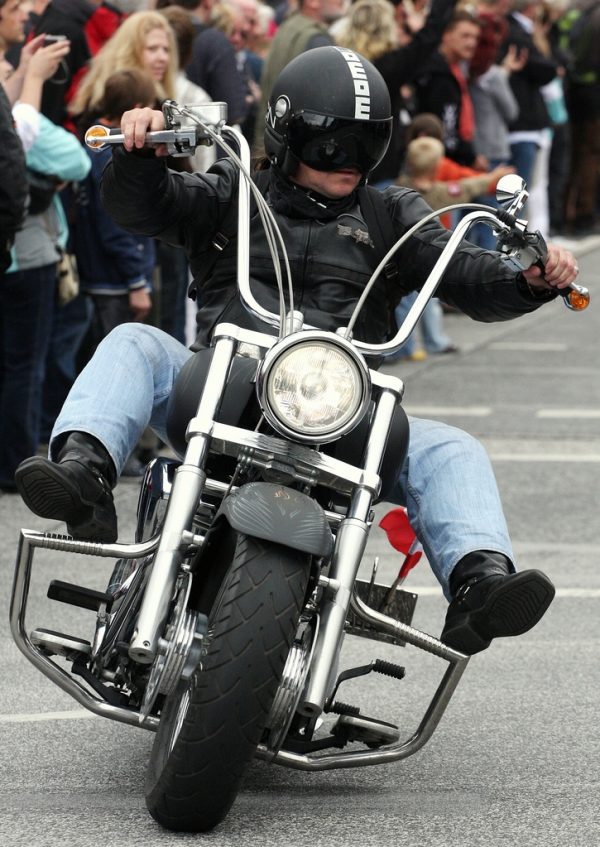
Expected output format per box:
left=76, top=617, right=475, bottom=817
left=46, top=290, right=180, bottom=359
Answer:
left=261, top=339, right=369, bottom=442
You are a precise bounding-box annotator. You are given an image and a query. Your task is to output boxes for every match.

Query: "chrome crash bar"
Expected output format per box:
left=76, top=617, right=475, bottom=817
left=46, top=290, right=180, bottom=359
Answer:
left=255, top=592, right=469, bottom=771
left=10, top=529, right=160, bottom=731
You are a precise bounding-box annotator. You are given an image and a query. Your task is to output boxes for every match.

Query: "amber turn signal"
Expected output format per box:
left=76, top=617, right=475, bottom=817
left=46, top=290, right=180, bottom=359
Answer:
left=562, top=283, right=590, bottom=311
left=84, top=125, right=110, bottom=150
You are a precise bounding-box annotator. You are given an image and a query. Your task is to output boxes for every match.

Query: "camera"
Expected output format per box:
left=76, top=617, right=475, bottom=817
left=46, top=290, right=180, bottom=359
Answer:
left=43, top=34, right=67, bottom=45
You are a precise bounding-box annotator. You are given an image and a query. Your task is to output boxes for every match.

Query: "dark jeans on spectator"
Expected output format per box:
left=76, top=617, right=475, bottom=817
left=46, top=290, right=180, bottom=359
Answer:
left=510, top=141, right=539, bottom=187
left=89, top=293, right=132, bottom=347
left=40, top=291, right=93, bottom=443
left=568, top=116, right=600, bottom=225
left=0, top=264, right=56, bottom=488
left=156, top=241, right=188, bottom=344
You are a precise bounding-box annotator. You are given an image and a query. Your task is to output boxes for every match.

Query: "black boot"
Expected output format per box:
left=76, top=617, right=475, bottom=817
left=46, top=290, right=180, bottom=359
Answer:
left=441, top=551, right=555, bottom=655
left=14, top=432, right=118, bottom=543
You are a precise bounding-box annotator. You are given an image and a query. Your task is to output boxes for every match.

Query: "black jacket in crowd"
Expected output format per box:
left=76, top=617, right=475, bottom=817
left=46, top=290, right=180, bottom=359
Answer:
left=414, top=50, right=476, bottom=166
left=499, top=13, right=558, bottom=132
left=0, top=85, right=27, bottom=273
left=371, top=0, right=458, bottom=183
left=101, top=151, right=556, bottom=352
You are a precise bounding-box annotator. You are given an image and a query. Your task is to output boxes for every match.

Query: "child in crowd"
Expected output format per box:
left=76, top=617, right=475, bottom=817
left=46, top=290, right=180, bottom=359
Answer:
left=398, top=136, right=514, bottom=217
left=391, top=134, right=514, bottom=362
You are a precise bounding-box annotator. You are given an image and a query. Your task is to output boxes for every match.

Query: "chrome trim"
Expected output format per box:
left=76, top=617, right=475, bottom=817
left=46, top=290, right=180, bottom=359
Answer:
left=256, top=593, right=469, bottom=770
left=256, top=330, right=372, bottom=444
left=9, top=529, right=159, bottom=731
left=205, top=421, right=382, bottom=495
left=129, top=334, right=236, bottom=663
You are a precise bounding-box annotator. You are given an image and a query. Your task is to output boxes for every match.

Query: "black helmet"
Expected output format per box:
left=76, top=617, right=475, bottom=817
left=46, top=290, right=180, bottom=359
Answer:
left=264, top=46, right=392, bottom=178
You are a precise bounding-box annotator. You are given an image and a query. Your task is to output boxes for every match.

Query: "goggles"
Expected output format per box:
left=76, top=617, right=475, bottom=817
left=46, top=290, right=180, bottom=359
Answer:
left=286, top=111, right=392, bottom=175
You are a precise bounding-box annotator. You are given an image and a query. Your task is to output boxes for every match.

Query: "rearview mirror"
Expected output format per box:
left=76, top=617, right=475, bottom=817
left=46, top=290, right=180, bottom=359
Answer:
left=496, top=174, right=527, bottom=208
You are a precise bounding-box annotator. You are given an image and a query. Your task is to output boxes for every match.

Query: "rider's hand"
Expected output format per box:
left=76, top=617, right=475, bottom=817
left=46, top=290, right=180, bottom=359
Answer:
left=522, top=243, right=579, bottom=290
left=129, top=288, right=152, bottom=321
left=121, top=107, right=168, bottom=156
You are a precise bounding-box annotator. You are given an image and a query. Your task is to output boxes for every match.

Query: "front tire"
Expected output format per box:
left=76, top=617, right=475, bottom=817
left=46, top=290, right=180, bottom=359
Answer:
left=145, top=531, right=310, bottom=831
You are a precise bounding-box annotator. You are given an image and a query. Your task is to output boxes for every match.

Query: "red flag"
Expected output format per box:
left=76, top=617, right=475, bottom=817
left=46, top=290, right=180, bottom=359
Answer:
left=379, top=508, right=423, bottom=583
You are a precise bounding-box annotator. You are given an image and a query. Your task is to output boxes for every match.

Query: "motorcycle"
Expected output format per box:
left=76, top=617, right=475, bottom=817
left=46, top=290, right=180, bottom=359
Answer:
left=10, top=101, right=590, bottom=832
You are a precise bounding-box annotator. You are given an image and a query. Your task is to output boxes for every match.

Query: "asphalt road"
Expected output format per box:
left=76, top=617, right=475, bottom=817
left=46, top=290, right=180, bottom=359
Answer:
left=0, top=240, right=599, bottom=847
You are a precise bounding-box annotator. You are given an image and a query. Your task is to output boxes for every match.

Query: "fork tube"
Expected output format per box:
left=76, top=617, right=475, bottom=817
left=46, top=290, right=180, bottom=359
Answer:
left=128, top=336, right=235, bottom=664
left=300, top=388, right=399, bottom=717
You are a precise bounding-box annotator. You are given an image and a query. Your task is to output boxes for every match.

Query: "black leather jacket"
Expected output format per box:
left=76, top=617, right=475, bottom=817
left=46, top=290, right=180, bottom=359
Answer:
left=102, top=151, right=553, bottom=351
left=0, top=85, right=27, bottom=273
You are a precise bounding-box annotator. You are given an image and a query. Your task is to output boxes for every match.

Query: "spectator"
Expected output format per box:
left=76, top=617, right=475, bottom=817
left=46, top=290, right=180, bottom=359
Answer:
left=335, top=0, right=458, bottom=186
left=469, top=9, right=524, bottom=246
left=537, top=0, right=570, bottom=236
left=406, top=111, right=485, bottom=226
left=498, top=0, right=557, bottom=195
left=414, top=9, right=483, bottom=167
left=69, top=10, right=178, bottom=131
left=156, top=0, right=248, bottom=126
left=156, top=3, right=215, bottom=174
left=17, top=1, right=126, bottom=449
left=157, top=3, right=216, bottom=345
left=26, top=0, right=125, bottom=127
left=255, top=0, right=342, bottom=151
left=69, top=10, right=183, bottom=474
left=215, top=0, right=264, bottom=142
left=0, top=38, right=90, bottom=491
left=74, top=68, right=156, bottom=351
left=0, top=0, right=28, bottom=272
left=557, top=0, right=600, bottom=234
left=399, top=135, right=514, bottom=211
left=391, top=135, right=509, bottom=361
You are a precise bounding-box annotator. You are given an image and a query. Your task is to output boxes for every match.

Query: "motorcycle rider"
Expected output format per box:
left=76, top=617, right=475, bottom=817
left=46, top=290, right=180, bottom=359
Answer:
left=15, top=47, right=578, bottom=656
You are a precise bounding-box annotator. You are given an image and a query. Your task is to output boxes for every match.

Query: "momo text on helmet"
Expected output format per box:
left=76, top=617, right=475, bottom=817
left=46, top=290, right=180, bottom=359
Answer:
left=264, top=46, right=392, bottom=177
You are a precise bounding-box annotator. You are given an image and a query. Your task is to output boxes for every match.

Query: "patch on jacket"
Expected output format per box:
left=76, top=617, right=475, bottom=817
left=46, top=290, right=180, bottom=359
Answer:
left=336, top=224, right=374, bottom=247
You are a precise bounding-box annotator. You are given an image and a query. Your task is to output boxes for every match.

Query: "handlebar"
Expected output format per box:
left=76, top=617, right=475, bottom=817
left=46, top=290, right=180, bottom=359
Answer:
left=494, top=213, right=589, bottom=312
left=84, top=102, right=590, bottom=359
left=84, top=101, right=227, bottom=157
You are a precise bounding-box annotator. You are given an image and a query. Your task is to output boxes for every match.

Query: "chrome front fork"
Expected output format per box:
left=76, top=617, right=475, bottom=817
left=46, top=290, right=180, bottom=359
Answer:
left=300, top=387, right=401, bottom=717
left=128, top=335, right=236, bottom=663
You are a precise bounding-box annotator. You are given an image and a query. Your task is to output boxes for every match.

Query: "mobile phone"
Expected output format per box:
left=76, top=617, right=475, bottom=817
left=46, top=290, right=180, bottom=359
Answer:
left=43, top=34, right=67, bottom=45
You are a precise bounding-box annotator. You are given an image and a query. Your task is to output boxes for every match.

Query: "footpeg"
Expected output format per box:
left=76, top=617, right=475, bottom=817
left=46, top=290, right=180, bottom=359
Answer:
left=47, top=579, right=111, bottom=612
left=372, top=659, right=405, bottom=681
left=30, top=628, right=91, bottom=659
left=332, top=713, right=400, bottom=748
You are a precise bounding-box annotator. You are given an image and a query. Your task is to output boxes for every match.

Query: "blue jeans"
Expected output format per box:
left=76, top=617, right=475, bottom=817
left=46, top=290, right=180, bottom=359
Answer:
left=510, top=141, right=539, bottom=190
left=393, top=294, right=453, bottom=356
left=51, top=324, right=514, bottom=598
left=0, top=264, right=57, bottom=487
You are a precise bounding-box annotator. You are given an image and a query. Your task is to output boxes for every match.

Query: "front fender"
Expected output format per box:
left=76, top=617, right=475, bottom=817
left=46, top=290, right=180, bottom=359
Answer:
left=217, top=482, right=333, bottom=558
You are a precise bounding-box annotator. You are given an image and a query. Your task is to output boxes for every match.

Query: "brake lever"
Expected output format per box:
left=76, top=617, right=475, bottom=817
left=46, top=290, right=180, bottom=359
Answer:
left=496, top=217, right=590, bottom=312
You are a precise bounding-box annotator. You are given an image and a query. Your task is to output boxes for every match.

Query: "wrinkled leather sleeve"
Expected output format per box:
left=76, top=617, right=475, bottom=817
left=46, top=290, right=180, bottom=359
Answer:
left=382, top=185, right=558, bottom=322
left=101, top=151, right=557, bottom=325
left=101, top=147, right=234, bottom=255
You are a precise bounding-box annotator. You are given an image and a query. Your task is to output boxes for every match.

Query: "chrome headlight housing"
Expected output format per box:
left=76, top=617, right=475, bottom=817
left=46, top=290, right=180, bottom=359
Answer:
left=257, top=332, right=371, bottom=443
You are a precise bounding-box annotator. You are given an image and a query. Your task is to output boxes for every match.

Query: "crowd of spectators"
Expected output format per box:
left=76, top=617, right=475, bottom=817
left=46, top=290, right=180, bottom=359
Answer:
left=1, top=0, right=599, bottom=491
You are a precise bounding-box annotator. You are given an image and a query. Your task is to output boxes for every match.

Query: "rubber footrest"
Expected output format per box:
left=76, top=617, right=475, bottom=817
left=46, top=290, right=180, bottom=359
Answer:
left=373, top=659, right=406, bottom=680
left=47, top=579, right=111, bottom=612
